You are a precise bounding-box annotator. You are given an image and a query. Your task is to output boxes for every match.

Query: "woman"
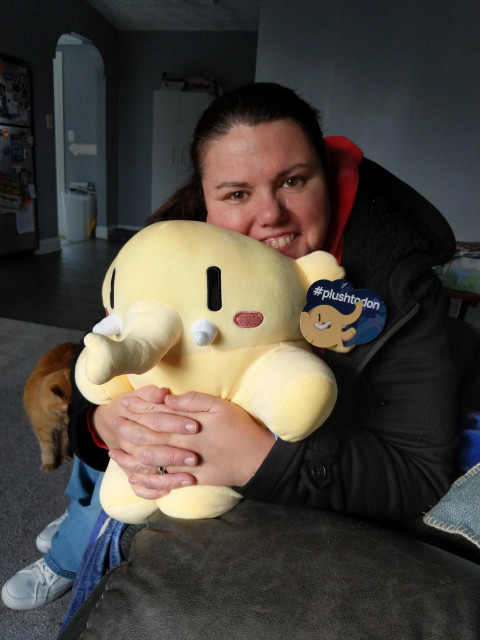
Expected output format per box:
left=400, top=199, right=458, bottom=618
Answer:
left=69, top=82, right=458, bottom=521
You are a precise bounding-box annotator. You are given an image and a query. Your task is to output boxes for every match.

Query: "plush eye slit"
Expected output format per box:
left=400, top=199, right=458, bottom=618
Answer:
left=207, top=266, right=222, bottom=311
left=110, top=268, right=116, bottom=309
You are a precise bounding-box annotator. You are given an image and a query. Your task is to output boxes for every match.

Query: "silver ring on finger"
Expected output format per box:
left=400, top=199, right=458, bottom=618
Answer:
left=157, top=466, right=168, bottom=475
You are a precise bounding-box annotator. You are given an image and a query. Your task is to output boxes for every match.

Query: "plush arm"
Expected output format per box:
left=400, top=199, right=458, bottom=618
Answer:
left=232, top=343, right=337, bottom=441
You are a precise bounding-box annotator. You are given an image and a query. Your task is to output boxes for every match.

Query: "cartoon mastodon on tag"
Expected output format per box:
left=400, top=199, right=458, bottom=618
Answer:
left=300, top=279, right=386, bottom=349
left=300, top=299, right=363, bottom=348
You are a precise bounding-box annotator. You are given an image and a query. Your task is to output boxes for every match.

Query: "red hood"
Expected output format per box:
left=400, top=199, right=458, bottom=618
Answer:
left=323, top=136, right=363, bottom=263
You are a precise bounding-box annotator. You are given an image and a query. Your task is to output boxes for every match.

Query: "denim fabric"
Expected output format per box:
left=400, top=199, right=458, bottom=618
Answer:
left=44, top=457, right=104, bottom=579
left=60, top=509, right=125, bottom=631
left=424, top=462, right=480, bottom=548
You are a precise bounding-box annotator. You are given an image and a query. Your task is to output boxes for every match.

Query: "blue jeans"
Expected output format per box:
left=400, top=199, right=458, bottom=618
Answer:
left=44, top=457, right=104, bottom=579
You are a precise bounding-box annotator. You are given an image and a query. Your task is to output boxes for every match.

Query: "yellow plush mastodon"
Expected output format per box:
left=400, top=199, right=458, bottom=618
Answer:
left=75, top=220, right=344, bottom=522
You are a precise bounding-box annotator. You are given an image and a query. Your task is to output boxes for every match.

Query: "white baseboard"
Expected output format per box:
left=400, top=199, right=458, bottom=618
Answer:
left=34, top=236, right=62, bottom=255
left=32, top=227, right=142, bottom=253
left=95, top=225, right=109, bottom=239
left=96, top=225, right=142, bottom=240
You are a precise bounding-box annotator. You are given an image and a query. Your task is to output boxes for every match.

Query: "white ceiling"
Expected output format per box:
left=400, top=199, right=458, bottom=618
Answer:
left=84, top=0, right=261, bottom=31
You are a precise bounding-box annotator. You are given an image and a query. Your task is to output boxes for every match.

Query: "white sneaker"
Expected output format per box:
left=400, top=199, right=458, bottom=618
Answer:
left=1, top=558, right=73, bottom=610
left=35, top=510, right=69, bottom=553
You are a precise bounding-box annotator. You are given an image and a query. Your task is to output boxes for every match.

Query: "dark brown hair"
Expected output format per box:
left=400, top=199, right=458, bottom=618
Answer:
left=147, top=82, right=327, bottom=225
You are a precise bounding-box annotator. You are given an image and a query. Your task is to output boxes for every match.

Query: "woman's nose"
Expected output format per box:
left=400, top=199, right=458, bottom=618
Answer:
left=257, top=194, right=287, bottom=225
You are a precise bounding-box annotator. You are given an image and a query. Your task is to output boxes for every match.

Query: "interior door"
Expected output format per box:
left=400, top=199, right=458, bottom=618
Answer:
left=151, top=91, right=213, bottom=213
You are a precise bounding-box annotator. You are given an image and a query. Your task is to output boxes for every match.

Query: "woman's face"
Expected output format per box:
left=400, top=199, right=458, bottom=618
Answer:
left=202, top=120, right=330, bottom=259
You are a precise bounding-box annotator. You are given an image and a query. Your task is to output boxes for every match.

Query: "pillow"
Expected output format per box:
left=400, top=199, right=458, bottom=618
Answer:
left=424, top=462, right=480, bottom=549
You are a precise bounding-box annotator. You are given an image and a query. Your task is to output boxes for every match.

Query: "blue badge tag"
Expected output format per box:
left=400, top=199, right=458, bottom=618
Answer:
left=300, top=279, right=386, bottom=348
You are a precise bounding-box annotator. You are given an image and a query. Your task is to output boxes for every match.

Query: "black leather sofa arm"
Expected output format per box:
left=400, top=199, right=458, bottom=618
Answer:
left=59, top=501, right=480, bottom=639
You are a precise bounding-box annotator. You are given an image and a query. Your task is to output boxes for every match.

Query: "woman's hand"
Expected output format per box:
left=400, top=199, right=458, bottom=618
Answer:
left=93, top=387, right=275, bottom=500
left=126, top=392, right=276, bottom=498
left=92, top=386, right=201, bottom=495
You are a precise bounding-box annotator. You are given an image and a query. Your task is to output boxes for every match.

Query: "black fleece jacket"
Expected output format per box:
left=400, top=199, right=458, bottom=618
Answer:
left=68, top=158, right=458, bottom=521
left=234, top=158, right=458, bottom=520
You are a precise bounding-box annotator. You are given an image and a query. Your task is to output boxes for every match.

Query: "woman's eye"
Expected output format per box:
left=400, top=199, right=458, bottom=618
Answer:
left=284, top=176, right=304, bottom=188
left=226, top=191, right=247, bottom=201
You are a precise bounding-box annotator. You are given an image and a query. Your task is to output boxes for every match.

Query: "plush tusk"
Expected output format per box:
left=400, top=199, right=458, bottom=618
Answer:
left=92, top=313, right=122, bottom=336
left=192, top=318, right=218, bottom=346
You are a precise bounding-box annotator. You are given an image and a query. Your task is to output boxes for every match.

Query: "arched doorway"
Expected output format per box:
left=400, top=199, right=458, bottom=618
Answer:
left=53, top=34, right=106, bottom=242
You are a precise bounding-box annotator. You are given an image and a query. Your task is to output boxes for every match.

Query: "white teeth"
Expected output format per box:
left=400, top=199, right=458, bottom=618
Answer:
left=269, top=234, right=295, bottom=249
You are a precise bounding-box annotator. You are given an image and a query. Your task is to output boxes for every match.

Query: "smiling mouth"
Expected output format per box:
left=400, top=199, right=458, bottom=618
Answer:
left=263, top=233, right=296, bottom=249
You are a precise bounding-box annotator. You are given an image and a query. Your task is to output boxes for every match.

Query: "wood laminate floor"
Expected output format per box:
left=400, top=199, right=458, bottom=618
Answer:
left=0, top=238, right=122, bottom=330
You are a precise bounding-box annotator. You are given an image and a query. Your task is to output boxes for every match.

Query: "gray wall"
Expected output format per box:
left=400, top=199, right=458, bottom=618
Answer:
left=6, top=1, right=476, bottom=242
left=117, top=31, right=258, bottom=228
left=256, top=0, right=480, bottom=241
left=0, top=0, right=118, bottom=242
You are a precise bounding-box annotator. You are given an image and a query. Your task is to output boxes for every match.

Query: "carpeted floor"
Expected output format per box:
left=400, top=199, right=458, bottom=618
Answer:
left=0, top=318, right=84, bottom=640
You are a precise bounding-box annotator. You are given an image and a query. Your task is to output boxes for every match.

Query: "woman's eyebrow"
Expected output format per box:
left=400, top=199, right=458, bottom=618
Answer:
left=214, top=163, right=315, bottom=190
left=215, top=162, right=312, bottom=189
left=277, top=162, right=313, bottom=178
left=215, top=180, right=250, bottom=190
